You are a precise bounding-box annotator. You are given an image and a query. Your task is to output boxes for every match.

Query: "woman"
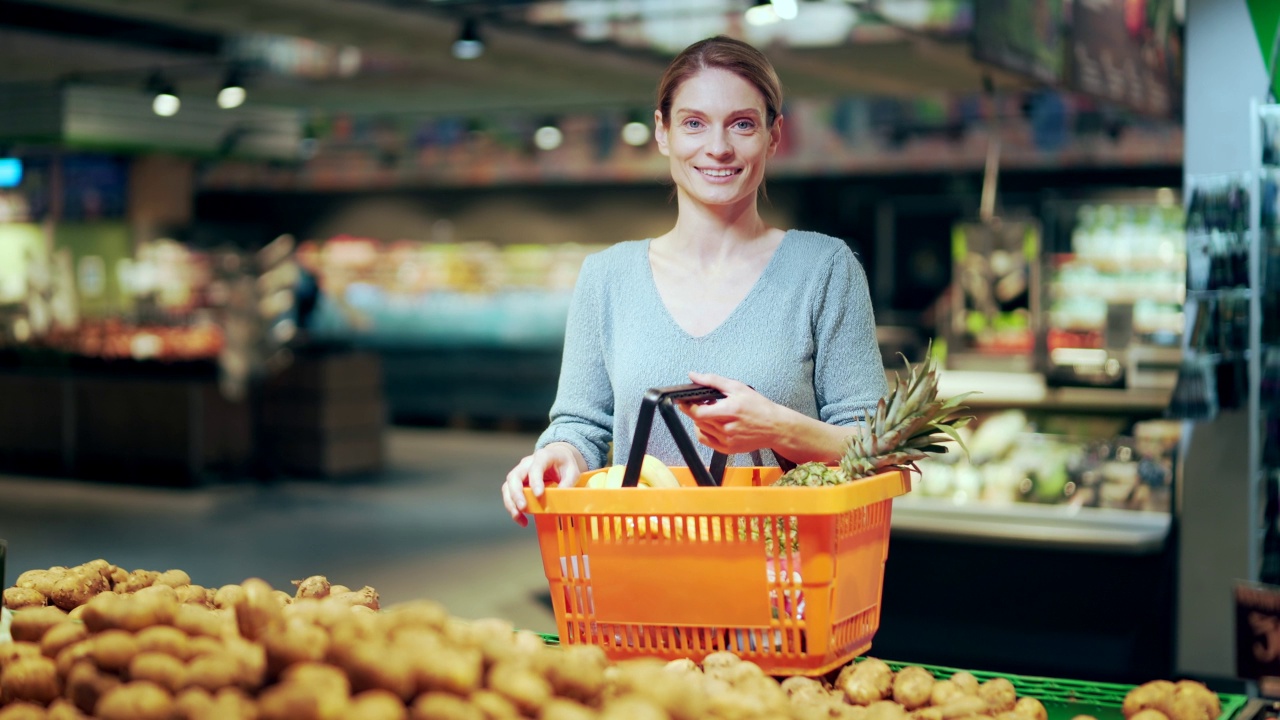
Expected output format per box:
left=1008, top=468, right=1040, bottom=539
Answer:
left=502, top=35, right=886, bottom=525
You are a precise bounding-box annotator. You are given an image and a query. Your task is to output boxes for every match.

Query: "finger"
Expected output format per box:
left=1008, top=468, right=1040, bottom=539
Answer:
left=688, top=371, right=747, bottom=395
left=525, top=455, right=551, bottom=502
left=501, top=485, right=527, bottom=527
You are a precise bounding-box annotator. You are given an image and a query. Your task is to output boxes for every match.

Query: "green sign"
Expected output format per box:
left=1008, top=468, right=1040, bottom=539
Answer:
left=1249, top=0, right=1280, bottom=101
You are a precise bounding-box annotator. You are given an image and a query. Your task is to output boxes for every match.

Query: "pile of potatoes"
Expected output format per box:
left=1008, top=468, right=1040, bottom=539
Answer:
left=1121, top=679, right=1222, bottom=720
left=769, top=657, right=1055, bottom=720
left=0, top=560, right=1230, bottom=720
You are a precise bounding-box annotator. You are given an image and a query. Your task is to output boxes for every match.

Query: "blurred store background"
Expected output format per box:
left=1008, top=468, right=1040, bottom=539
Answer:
left=0, top=0, right=1277, bottom=691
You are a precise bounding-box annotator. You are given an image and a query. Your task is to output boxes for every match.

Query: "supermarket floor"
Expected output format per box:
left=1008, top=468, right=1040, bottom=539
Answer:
left=0, top=427, right=559, bottom=633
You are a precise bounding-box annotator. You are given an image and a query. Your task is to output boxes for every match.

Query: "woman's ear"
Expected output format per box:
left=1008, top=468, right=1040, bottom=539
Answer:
left=768, top=115, right=784, bottom=157
left=654, top=110, right=670, bottom=157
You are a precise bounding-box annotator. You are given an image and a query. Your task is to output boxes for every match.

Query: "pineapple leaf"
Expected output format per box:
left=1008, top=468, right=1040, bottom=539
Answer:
left=931, top=423, right=971, bottom=458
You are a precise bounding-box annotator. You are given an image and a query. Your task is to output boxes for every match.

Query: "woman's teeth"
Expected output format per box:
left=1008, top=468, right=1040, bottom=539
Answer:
left=700, top=168, right=738, bottom=177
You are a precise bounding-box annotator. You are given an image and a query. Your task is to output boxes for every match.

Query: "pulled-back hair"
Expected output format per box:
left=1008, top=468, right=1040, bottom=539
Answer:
left=656, top=35, right=783, bottom=129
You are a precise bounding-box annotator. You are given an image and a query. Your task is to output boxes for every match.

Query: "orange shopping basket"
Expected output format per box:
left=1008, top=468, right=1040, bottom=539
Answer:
left=524, top=384, right=911, bottom=676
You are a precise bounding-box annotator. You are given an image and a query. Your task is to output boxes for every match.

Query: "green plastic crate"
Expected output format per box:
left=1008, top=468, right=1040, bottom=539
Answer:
left=531, top=634, right=1248, bottom=720
left=878, top=660, right=1249, bottom=720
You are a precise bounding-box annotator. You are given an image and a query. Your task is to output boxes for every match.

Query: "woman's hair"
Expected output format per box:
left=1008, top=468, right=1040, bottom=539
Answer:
left=656, top=35, right=783, bottom=129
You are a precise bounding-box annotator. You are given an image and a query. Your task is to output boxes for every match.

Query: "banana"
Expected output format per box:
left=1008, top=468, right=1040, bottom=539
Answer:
left=585, top=455, right=680, bottom=489
left=639, top=454, right=681, bottom=488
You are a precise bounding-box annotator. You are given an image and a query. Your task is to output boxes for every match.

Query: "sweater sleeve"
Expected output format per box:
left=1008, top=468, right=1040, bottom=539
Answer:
left=534, top=254, right=614, bottom=469
left=813, top=244, right=887, bottom=427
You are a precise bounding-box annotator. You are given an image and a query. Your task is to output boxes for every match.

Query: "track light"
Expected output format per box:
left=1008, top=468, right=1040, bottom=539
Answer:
left=533, top=119, right=563, bottom=151
left=452, top=17, right=484, bottom=60
left=147, top=72, right=180, bottom=117
left=218, top=67, right=246, bottom=109
left=745, top=0, right=779, bottom=25
left=745, top=0, right=797, bottom=25
left=620, top=112, right=650, bottom=147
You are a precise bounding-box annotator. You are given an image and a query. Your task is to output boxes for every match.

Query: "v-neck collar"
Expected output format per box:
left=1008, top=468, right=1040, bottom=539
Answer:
left=642, top=229, right=793, bottom=341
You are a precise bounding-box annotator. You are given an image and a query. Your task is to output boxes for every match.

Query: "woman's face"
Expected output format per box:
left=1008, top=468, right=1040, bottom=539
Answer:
left=655, top=67, right=781, bottom=212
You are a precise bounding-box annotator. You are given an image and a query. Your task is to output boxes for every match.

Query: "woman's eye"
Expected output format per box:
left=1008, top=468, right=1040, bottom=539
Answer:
left=684, top=119, right=703, bottom=129
left=734, top=120, right=756, bottom=130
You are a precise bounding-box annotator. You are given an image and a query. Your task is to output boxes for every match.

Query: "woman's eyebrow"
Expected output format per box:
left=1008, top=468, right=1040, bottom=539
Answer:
left=673, top=107, right=763, bottom=117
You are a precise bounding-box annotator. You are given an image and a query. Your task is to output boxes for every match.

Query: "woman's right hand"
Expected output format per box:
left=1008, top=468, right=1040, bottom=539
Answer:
left=502, top=442, right=587, bottom=527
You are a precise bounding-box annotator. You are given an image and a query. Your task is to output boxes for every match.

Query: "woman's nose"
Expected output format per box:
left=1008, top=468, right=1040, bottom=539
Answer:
left=705, top=128, right=732, bottom=156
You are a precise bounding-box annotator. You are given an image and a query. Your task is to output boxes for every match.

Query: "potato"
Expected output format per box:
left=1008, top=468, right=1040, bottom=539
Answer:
left=781, top=676, right=824, bottom=696
left=173, top=687, right=215, bottom=720
left=54, top=642, right=93, bottom=682
left=488, top=661, right=552, bottom=716
left=15, top=570, right=63, bottom=598
left=209, top=687, right=259, bottom=720
left=1012, top=697, right=1047, bottom=720
left=128, top=652, right=187, bottom=693
left=0, top=644, right=42, bottom=674
left=65, top=662, right=121, bottom=716
left=281, top=661, right=352, bottom=698
left=262, top=621, right=330, bottom=679
left=893, top=666, right=935, bottom=710
left=213, top=585, right=245, bottom=611
left=411, top=692, right=484, bottom=720
left=171, top=604, right=223, bottom=639
left=931, top=681, right=968, bottom=708
left=1, top=654, right=61, bottom=706
left=867, top=701, right=909, bottom=720
left=184, top=653, right=241, bottom=692
left=1170, top=681, right=1220, bottom=720
left=185, top=636, right=226, bottom=659
left=80, top=561, right=113, bottom=584
left=155, top=570, right=191, bottom=588
left=39, top=623, right=88, bottom=659
left=978, top=678, right=1016, bottom=714
left=175, top=585, right=212, bottom=608
left=0, top=703, right=46, bottom=720
left=95, top=680, right=176, bottom=720
left=839, top=659, right=893, bottom=705
left=46, top=698, right=88, bottom=720
left=338, top=644, right=415, bottom=701
left=10, top=607, right=70, bottom=644
left=329, top=585, right=351, bottom=596
left=347, top=689, right=409, bottom=720
left=134, top=625, right=191, bottom=660
left=470, top=689, right=521, bottom=720
left=540, top=698, right=596, bottom=720
left=1129, top=712, right=1170, bottom=720
left=90, top=630, right=139, bottom=674
left=545, top=645, right=608, bottom=704
left=412, top=647, right=483, bottom=696
left=384, top=601, right=447, bottom=632
left=938, top=697, right=990, bottom=720
left=292, top=576, right=331, bottom=600
left=4, top=588, right=47, bottom=611
left=258, top=681, right=346, bottom=720
left=330, top=586, right=381, bottom=611
left=950, top=672, right=980, bottom=695
left=107, top=567, right=128, bottom=589
left=114, top=570, right=159, bottom=594
left=77, top=593, right=125, bottom=634
left=598, top=696, right=669, bottom=720
left=701, top=651, right=741, bottom=670
left=235, top=578, right=283, bottom=641
left=912, top=709, right=945, bottom=720
left=1124, top=681, right=1175, bottom=719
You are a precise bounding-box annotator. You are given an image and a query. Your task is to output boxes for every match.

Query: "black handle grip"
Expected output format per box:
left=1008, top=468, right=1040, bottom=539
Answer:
left=622, top=384, right=728, bottom=488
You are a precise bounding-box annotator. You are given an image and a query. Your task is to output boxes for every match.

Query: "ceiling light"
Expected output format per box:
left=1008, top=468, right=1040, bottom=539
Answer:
left=452, top=18, right=484, bottom=60
left=745, top=0, right=780, bottom=26
left=621, top=120, right=650, bottom=147
left=218, top=67, right=246, bottom=109
left=534, top=122, right=563, bottom=151
left=772, top=0, right=798, bottom=20
left=147, top=72, right=180, bottom=117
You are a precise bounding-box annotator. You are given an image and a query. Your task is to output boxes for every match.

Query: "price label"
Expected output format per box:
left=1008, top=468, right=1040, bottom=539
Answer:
left=1235, top=580, right=1280, bottom=679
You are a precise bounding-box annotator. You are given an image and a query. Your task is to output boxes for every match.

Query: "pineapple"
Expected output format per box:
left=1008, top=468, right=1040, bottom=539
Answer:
left=774, top=461, right=845, bottom=487
left=775, top=346, right=973, bottom=486
left=840, top=348, right=973, bottom=480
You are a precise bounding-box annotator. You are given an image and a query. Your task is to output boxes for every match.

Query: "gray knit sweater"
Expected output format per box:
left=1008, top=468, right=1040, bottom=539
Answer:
left=535, top=229, right=887, bottom=471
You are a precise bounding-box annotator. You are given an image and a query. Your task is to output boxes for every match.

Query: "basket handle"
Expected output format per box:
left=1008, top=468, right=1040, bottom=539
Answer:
left=622, top=384, right=796, bottom=488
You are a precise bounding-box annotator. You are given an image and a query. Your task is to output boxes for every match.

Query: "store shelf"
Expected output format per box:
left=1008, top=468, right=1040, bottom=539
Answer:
left=936, top=370, right=1173, bottom=413
left=891, top=497, right=1171, bottom=554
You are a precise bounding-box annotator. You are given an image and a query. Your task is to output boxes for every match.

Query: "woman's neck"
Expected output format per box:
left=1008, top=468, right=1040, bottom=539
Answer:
left=657, top=194, right=775, bottom=264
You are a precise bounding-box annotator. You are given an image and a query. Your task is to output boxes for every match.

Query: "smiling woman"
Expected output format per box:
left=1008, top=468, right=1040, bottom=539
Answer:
left=501, top=35, right=887, bottom=526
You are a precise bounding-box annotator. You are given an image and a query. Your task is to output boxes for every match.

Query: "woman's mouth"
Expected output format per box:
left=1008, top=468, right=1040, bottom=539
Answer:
left=697, top=167, right=742, bottom=178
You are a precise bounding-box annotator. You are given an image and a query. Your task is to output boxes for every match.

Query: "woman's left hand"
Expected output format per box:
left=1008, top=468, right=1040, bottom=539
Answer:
left=678, top=371, right=783, bottom=455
